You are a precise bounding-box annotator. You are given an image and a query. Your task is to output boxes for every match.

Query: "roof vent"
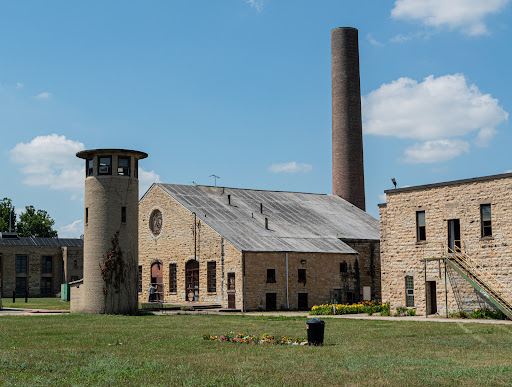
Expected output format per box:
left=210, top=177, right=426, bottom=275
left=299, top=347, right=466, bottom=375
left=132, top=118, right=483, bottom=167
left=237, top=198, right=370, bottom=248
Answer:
left=260, top=203, right=263, bottom=214
left=0, top=232, right=19, bottom=239
left=228, top=194, right=231, bottom=205
left=265, top=217, right=269, bottom=230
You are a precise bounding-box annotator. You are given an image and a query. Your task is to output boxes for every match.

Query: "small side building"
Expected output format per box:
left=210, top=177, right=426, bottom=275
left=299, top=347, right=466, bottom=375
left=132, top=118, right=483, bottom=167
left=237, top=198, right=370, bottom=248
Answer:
left=380, top=172, right=512, bottom=318
left=138, top=184, right=380, bottom=311
left=0, top=232, right=83, bottom=298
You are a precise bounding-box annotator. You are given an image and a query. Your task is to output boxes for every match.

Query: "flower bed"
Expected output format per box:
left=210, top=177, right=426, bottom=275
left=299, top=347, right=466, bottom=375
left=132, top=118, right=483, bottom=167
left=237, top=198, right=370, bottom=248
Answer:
left=310, top=301, right=389, bottom=316
left=202, top=333, right=307, bottom=345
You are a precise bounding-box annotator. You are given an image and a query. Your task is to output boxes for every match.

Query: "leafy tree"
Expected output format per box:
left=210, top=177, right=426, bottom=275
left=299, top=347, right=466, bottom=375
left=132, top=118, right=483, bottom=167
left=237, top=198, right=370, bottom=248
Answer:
left=16, top=205, right=58, bottom=238
left=0, top=198, right=16, bottom=233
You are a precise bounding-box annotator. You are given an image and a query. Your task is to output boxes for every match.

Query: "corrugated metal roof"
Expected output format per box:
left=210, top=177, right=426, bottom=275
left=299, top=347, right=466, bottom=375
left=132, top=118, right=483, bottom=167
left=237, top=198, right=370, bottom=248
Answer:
left=156, top=184, right=379, bottom=254
left=0, top=235, right=83, bottom=247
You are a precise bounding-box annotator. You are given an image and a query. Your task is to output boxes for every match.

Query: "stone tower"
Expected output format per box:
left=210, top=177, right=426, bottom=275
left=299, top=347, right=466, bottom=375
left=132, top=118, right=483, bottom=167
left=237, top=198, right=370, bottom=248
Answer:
left=74, top=149, right=147, bottom=314
left=331, top=27, right=365, bottom=211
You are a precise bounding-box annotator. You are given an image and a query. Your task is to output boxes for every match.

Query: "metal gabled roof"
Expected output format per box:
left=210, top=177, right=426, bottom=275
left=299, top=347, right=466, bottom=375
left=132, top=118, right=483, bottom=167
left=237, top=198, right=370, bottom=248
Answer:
left=0, top=235, right=83, bottom=247
left=155, top=184, right=379, bottom=254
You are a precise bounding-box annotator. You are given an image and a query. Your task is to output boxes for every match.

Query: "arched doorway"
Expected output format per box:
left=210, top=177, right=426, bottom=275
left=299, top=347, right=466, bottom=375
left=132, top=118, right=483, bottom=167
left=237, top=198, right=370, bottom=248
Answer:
left=185, top=260, right=199, bottom=301
left=151, top=261, right=163, bottom=301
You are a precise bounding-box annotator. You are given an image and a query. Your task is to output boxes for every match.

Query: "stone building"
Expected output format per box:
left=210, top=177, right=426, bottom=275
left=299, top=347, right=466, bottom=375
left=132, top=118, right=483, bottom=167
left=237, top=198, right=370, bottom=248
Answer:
left=71, top=149, right=147, bottom=314
left=0, top=232, right=83, bottom=297
left=379, top=172, right=512, bottom=318
left=138, top=183, right=380, bottom=311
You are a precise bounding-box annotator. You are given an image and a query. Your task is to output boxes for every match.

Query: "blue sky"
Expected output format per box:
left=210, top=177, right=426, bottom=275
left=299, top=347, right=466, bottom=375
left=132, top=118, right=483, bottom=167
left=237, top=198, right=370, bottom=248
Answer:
left=1, top=0, right=511, bottom=237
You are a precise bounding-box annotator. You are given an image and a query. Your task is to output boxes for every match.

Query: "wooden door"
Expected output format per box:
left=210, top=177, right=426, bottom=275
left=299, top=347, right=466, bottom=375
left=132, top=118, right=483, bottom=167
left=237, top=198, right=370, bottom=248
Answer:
left=186, top=260, right=199, bottom=301
left=266, top=293, right=277, bottom=311
left=151, top=261, right=163, bottom=301
left=228, top=293, right=236, bottom=309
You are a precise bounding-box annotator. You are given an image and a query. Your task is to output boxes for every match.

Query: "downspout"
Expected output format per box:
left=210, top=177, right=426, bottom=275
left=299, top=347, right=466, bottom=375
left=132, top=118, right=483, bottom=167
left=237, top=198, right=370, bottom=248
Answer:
left=286, top=252, right=289, bottom=310
left=242, top=251, right=246, bottom=312
left=192, top=212, right=197, bottom=261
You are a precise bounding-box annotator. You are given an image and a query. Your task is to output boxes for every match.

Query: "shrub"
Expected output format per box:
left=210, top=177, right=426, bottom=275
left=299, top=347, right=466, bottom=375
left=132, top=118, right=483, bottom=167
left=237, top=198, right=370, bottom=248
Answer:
left=407, top=308, right=416, bottom=316
left=310, top=301, right=388, bottom=316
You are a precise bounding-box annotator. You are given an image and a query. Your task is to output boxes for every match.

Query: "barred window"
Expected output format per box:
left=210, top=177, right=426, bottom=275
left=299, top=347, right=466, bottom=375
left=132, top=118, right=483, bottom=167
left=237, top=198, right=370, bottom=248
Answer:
left=298, top=269, right=306, bottom=284
left=41, top=256, right=52, bottom=274
left=416, top=211, right=426, bottom=241
left=16, top=256, right=27, bottom=274
left=86, top=158, right=93, bottom=176
left=405, top=276, right=414, bottom=307
left=98, top=156, right=112, bottom=175
left=266, top=269, right=276, bottom=283
left=169, top=263, right=177, bottom=293
left=207, top=261, right=216, bottom=292
left=227, top=273, right=235, bottom=291
left=481, top=204, right=492, bottom=237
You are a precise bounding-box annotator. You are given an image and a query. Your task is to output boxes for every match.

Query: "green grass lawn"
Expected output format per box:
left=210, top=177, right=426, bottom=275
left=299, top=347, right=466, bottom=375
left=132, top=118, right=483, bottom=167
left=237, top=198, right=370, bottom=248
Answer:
left=1, top=297, right=70, bottom=311
left=0, top=314, right=511, bottom=386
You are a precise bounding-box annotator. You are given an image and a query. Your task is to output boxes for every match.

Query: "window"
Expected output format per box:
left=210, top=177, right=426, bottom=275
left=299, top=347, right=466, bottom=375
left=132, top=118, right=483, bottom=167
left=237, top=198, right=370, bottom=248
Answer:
left=207, top=262, right=216, bottom=292
left=227, top=273, right=235, bottom=291
left=416, top=211, right=426, bottom=241
left=340, top=262, right=347, bottom=273
left=86, top=158, right=93, bottom=176
left=41, top=256, right=52, bottom=274
left=134, top=159, right=138, bottom=179
left=481, top=204, right=492, bottom=238
left=85, top=208, right=89, bottom=224
left=169, top=263, right=177, bottom=293
left=121, top=207, right=127, bottom=223
left=298, top=269, right=306, bottom=284
left=405, top=276, right=414, bottom=307
left=266, top=269, right=276, bottom=283
left=16, top=256, right=27, bottom=274
left=98, top=156, right=112, bottom=175
left=118, top=156, right=130, bottom=176
left=138, top=265, right=143, bottom=293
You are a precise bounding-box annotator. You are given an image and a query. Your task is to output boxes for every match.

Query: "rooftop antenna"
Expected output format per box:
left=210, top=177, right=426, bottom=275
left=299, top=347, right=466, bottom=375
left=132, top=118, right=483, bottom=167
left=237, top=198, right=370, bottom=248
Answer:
left=391, top=178, right=397, bottom=189
left=209, top=174, right=220, bottom=187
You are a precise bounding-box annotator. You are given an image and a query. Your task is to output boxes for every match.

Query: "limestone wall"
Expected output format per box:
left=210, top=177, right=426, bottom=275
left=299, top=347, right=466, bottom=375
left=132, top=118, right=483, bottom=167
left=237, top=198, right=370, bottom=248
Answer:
left=244, top=246, right=380, bottom=311
left=380, top=175, right=512, bottom=316
left=0, top=246, right=66, bottom=297
left=138, top=186, right=243, bottom=309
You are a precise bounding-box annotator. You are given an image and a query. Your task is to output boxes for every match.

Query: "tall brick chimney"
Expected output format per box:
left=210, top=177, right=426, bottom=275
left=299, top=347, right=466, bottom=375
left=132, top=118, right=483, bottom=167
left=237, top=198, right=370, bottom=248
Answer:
left=331, top=27, right=365, bottom=211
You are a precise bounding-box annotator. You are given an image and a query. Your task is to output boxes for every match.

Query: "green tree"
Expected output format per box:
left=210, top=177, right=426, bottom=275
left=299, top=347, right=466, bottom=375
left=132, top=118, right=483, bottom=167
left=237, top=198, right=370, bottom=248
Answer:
left=16, top=205, right=58, bottom=238
left=0, top=198, right=16, bottom=233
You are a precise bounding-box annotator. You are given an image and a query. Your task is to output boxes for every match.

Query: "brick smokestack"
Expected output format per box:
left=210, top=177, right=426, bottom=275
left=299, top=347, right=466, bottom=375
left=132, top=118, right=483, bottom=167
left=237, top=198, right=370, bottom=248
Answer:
left=331, top=27, right=365, bottom=211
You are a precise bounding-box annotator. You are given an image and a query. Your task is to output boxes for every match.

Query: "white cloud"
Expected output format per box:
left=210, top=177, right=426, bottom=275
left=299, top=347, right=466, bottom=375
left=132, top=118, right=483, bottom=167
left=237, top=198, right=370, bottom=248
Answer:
left=16, top=82, right=23, bottom=89
left=367, top=33, right=384, bottom=46
left=378, top=193, right=387, bottom=202
left=404, top=139, right=470, bottom=163
left=391, top=0, right=510, bottom=36
left=59, top=219, right=83, bottom=238
left=139, top=168, right=161, bottom=197
left=268, top=162, right=312, bottom=173
left=35, top=91, right=52, bottom=99
left=363, top=74, right=508, bottom=141
left=10, top=134, right=85, bottom=191
left=474, top=127, right=497, bottom=147
left=506, top=170, right=512, bottom=173
left=246, top=0, right=263, bottom=12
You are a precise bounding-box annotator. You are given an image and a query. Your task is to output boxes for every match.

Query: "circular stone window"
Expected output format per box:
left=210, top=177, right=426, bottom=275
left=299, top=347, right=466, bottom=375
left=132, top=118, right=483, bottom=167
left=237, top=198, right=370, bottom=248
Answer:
left=149, top=209, right=163, bottom=236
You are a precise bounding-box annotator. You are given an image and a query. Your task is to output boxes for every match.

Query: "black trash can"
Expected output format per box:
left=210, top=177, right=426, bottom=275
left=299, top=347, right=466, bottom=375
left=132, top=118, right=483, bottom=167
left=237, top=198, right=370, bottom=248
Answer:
left=306, top=318, right=325, bottom=346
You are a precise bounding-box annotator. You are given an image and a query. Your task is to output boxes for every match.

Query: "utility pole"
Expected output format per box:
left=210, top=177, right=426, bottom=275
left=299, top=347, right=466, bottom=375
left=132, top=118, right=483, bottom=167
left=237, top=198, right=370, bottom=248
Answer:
left=209, top=174, right=220, bottom=187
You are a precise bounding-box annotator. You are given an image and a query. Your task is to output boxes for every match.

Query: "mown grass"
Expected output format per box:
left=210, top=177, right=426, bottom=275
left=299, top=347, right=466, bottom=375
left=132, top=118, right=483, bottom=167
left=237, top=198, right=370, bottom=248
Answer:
left=1, top=297, right=70, bottom=311
left=0, top=314, right=511, bottom=386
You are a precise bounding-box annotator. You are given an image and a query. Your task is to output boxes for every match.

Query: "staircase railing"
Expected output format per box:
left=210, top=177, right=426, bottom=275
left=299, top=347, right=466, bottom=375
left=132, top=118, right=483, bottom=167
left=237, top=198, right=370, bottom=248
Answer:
left=421, top=240, right=512, bottom=320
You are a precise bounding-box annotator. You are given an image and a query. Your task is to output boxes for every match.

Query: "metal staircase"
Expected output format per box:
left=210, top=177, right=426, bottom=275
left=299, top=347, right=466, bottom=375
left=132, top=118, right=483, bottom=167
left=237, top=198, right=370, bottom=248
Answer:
left=445, top=243, right=512, bottom=320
